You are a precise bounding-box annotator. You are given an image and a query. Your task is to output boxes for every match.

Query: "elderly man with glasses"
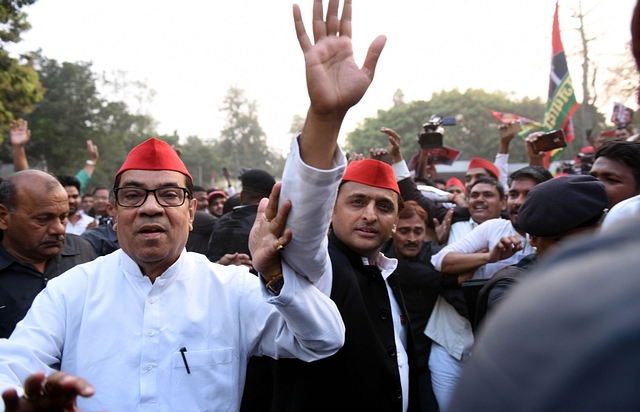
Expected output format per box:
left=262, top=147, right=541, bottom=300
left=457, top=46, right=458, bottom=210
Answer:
left=0, top=138, right=345, bottom=411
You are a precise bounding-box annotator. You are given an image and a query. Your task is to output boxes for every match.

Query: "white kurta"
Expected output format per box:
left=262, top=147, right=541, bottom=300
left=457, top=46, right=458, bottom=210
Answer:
left=431, top=218, right=533, bottom=280
left=0, top=248, right=344, bottom=411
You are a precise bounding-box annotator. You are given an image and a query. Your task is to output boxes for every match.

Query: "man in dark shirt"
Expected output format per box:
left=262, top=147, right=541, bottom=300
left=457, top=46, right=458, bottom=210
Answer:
left=81, top=189, right=119, bottom=257
left=207, top=169, right=275, bottom=264
left=0, top=170, right=96, bottom=338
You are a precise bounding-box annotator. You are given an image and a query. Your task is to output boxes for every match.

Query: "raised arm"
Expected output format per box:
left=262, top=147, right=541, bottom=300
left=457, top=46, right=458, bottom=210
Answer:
left=10, top=119, right=30, bottom=172
left=524, top=132, right=547, bottom=168
left=275, top=0, right=386, bottom=286
left=294, top=0, right=386, bottom=169
left=76, top=140, right=99, bottom=194
left=383, top=126, right=470, bottom=228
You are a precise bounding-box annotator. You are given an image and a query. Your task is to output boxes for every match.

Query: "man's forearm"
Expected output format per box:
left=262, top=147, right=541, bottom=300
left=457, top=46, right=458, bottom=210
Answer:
left=12, top=145, right=28, bottom=171
left=441, top=251, right=490, bottom=275
left=299, top=109, right=343, bottom=170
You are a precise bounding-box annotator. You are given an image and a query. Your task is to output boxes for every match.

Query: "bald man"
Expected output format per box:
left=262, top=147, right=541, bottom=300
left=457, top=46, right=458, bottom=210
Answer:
left=0, top=170, right=96, bottom=338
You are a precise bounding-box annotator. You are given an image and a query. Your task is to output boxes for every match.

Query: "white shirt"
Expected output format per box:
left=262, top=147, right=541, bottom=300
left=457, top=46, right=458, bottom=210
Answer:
left=601, top=194, right=640, bottom=231
left=279, top=137, right=410, bottom=412
left=448, top=217, right=480, bottom=245
left=431, top=218, right=534, bottom=279
left=0, top=249, right=344, bottom=411
left=65, top=213, right=96, bottom=236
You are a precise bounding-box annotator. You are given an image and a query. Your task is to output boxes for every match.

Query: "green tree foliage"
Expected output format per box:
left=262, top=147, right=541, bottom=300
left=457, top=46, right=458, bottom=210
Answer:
left=0, top=0, right=44, bottom=138
left=214, top=87, right=284, bottom=178
left=347, top=89, right=549, bottom=163
left=179, top=135, right=223, bottom=188
left=347, top=88, right=607, bottom=164
left=0, top=56, right=159, bottom=188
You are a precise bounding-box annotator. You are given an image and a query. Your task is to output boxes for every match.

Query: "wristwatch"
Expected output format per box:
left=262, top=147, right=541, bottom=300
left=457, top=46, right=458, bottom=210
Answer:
left=86, top=160, right=96, bottom=166
left=265, top=273, right=284, bottom=296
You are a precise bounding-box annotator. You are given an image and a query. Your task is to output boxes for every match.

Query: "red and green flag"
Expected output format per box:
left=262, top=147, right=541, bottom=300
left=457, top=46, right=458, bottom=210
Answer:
left=544, top=1, right=579, bottom=162
left=488, top=110, right=544, bottom=137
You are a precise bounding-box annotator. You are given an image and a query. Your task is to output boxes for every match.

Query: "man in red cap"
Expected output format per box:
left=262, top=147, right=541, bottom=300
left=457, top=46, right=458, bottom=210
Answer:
left=262, top=2, right=436, bottom=411
left=0, top=135, right=346, bottom=410
left=465, top=157, right=501, bottom=194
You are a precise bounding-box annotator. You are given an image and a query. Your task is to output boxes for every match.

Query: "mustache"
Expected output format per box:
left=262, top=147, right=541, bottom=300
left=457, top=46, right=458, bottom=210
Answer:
left=404, top=241, right=420, bottom=248
left=42, top=235, right=65, bottom=242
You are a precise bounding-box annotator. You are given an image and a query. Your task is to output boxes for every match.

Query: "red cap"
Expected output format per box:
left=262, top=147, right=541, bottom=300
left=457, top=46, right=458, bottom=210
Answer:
left=342, top=159, right=400, bottom=195
left=446, top=177, right=466, bottom=193
left=468, top=158, right=500, bottom=179
left=116, top=138, right=192, bottom=181
left=207, top=190, right=228, bottom=201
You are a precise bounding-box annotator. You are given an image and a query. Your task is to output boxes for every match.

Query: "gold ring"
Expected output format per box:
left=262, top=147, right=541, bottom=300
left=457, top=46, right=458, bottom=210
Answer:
left=275, top=239, right=285, bottom=252
left=263, top=215, right=272, bottom=223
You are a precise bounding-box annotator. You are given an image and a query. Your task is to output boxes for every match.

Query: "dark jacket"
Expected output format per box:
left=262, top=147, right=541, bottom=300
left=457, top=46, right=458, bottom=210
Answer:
left=267, top=232, right=425, bottom=412
left=381, top=239, right=463, bottom=367
left=186, top=211, right=217, bottom=255
left=81, top=222, right=119, bottom=257
left=207, top=204, right=257, bottom=262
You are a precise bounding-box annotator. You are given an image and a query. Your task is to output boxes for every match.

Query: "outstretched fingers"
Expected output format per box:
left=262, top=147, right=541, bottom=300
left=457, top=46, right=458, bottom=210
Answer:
left=256, top=183, right=292, bottom=247
left=339, top=0, right=352, bottom=38
left=361, top=35, right=387, bottom=80
left=293, top=4, right=312, bottom=52
left=312, top=0, right=326, bottom=43
left=325, top=0, right=340, bottom=36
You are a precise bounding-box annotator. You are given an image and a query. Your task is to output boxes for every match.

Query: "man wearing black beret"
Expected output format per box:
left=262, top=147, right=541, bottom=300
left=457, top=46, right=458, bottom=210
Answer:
left=475, top=174, right=609, bottom=324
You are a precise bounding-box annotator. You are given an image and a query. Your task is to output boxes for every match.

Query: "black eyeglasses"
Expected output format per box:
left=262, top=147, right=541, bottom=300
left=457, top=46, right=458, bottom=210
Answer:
left=114, top=186, right=191, bottom=208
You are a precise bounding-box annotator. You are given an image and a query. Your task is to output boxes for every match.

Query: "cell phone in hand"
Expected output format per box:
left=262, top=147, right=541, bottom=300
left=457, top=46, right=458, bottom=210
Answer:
left=532, top=130, right=567, bottom=152
left=499, top=120, right=523, bottom=138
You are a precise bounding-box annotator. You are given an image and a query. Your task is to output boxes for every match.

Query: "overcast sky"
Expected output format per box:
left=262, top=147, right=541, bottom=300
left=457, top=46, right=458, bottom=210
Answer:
left=8, top=0, right=637, bottom=154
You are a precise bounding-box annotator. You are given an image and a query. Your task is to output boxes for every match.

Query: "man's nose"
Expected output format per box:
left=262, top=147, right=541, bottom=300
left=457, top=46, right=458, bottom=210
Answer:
left=138, top=192, right=164, bottom=214
left=362, top=202, right=377, bottom=221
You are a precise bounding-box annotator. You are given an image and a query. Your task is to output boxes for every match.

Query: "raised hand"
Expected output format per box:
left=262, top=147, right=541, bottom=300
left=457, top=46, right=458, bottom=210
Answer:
left=2, top=371, right=94, bottom=412
left=434, top=208, right=454, bottom=245
left=86, top=140, right=99, bottom=163
left=380, top=127, right=403, bottom=164
left=294, top=0, right=387, bottom=119
left=525, top=132, right=546, bottom=167
left=10, top=119, right=30, bottom=146
left=488, top=235, right=523, bottom=263
left=249, top=183, right=293, bottom=281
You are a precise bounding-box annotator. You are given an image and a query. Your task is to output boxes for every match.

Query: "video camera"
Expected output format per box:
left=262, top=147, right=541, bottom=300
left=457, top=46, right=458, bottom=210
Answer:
left=417, top=114, right=456, bottom=149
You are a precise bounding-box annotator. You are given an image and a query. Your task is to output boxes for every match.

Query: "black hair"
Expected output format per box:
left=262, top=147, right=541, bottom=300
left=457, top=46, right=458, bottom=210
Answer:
left=92, top=186, right=110, bottom=195
left=0, top=180, right=17, bottom=213
left=508, top=166, right=553, bottom=187
left=57, top=175, right=81, bottom=193
left=470, top=176, right=505, bottom=199
left=595, top=140, right=640, bottom=190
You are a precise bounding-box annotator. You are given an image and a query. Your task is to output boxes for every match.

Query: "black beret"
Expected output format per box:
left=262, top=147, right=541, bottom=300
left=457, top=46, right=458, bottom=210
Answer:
left=517, top=175, right=608, bottom=237
left=240, top=169, right=275, bottom=195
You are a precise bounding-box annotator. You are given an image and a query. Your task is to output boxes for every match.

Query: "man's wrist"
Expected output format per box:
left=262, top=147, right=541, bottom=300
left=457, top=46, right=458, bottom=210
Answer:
left=264, top=273, right=284, bottom=296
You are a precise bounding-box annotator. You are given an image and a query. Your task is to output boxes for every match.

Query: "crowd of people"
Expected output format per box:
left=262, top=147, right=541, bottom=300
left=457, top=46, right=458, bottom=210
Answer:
left=1, top=0, right=640, bottom=411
